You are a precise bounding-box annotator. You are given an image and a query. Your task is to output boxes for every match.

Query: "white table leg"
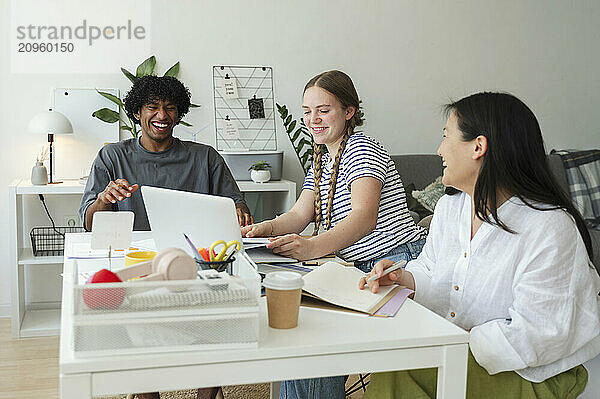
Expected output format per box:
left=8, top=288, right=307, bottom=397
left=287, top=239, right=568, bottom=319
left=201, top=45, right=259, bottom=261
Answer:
left=436, top=343, right=468, bottom=399
left=60, top=373, right=92, bottom=399
left=271, top=381, right=281, bottom=399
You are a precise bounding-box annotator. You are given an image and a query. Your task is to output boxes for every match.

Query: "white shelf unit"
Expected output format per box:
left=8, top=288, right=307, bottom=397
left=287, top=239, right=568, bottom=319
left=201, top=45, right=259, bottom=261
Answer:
left=8, top=178, right=296, bottom=338
left=8, top=178, right=85, bottom=338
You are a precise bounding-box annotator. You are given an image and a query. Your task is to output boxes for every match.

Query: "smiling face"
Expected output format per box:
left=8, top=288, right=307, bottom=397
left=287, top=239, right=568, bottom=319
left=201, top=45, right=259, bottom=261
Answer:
left=302, top=86, right=354, bottom=152
left=135, top=99, right=179, bottom=144
left=437, top=111, right=482, bottom=193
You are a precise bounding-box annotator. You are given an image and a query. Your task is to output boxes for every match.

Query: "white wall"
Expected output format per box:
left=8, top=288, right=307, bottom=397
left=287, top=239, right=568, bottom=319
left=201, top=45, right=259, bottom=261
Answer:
left=1, top=0, right=600, bottom=310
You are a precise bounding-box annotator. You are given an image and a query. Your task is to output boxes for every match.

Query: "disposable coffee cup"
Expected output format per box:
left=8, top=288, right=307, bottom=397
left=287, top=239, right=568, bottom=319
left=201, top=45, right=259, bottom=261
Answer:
left=262, top=271, right=304, bottom=329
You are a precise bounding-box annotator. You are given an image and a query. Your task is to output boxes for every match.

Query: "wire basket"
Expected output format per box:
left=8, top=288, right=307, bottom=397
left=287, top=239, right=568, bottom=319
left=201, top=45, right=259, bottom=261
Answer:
left=30, top=226, right=84, bottom=256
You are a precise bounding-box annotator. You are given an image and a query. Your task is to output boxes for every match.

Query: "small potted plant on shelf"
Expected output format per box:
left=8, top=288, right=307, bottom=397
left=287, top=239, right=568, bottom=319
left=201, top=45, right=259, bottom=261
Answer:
left=248, top=161, right=271, bottom=183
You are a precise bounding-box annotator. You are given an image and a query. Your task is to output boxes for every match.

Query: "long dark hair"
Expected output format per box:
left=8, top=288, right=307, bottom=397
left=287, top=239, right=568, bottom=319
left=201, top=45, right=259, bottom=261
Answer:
left=444, top=92, right=593, bottom=260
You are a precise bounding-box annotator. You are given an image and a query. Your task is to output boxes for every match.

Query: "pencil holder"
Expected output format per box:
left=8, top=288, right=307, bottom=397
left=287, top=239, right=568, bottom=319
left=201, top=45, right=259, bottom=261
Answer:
left=195, top=256, right=236, bottom=274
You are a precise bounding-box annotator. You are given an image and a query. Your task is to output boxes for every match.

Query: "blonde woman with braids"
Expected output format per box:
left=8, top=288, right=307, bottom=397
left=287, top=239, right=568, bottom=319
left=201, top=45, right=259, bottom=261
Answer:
left=242, top=70, right=427, bottom=399
left=242, top=70, right=427, bottom=277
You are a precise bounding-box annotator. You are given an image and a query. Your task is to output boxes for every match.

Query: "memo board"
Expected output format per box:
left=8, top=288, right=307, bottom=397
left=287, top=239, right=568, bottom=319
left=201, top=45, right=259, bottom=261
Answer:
left=52, top=88, right=120, bottom=179
left=213, top=66, right=276, bottom=151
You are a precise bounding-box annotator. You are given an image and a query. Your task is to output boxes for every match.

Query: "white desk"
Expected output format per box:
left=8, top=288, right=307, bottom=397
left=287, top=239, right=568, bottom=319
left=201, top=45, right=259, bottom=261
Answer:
left=8, top=178, right=296, bottom=338
left=60, top=233, right=469, bottom=399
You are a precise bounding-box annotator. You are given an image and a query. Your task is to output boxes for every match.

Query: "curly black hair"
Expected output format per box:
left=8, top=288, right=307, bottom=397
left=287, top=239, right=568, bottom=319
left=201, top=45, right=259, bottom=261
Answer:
left=123, top=75, right=191, bottom=124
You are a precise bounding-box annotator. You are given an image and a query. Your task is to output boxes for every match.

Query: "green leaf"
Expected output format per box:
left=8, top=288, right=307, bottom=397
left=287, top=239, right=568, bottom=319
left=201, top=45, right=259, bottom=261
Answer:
left=291, top=127, right=302, bottom=142
left=120, top=125, right=132, bottom=131
left=296, top=139, right=309, bottom=152
left=164, top=62, right=180, bottom=77
left=97, top=90, right=123, bottom=108
left=301, top=152, right=311, bottom=164
left=92, top=108, right=120, bottom=123
left=178, top=120, right=192, bottom=127
left=189, top=103, right=201, bottom=108
left=136, top=55, right=156, bottom=77
left=276, top=103, right=283, bottom=112
left=286, top=120, right=297, bottom=134
left=300, top=137, right=314, bottom=151
left=281, top=107, right=289, bottom=120
left=285, top=115, right=292, bottom=126
left=121, top=67, right=137, bottom=84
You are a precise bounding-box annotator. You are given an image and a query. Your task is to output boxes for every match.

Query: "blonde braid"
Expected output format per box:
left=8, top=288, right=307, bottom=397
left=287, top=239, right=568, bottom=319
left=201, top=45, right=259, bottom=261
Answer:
left=325, top=130, right=351, bottom=230
left=312, top=143, right=324, bottom=236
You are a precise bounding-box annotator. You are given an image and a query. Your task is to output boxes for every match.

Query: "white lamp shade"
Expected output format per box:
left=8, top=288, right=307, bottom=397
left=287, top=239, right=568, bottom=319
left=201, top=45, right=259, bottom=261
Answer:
left=28, top=110, right=73, bottom=135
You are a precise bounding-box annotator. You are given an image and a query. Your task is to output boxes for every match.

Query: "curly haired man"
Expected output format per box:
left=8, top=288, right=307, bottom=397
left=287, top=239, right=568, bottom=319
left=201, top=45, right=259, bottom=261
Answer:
left=80, top=75, right=253, bottom=232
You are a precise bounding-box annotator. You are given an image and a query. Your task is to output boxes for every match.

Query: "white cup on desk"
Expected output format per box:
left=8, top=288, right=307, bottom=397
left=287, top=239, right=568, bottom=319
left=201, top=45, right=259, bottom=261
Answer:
left=262, top=271, right=304, bottom=329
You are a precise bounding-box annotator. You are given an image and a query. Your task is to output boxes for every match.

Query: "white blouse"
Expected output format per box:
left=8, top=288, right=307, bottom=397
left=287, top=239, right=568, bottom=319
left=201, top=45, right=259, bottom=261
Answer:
left=405, top=192, right=600, bottom=382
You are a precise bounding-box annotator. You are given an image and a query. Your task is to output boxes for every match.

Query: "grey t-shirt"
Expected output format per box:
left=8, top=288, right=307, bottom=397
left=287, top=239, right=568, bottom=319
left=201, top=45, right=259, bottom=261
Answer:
left=79, top=138, right=244, bottom=231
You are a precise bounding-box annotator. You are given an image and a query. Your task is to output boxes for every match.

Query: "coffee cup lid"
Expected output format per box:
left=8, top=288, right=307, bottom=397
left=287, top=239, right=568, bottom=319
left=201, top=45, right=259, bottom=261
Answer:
left=262, top=271, right=304, bottom=290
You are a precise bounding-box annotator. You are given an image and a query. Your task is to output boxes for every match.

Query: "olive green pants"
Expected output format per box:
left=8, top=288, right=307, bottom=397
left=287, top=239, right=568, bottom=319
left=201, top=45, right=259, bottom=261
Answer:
left=365, top=352, right=588, bottom=399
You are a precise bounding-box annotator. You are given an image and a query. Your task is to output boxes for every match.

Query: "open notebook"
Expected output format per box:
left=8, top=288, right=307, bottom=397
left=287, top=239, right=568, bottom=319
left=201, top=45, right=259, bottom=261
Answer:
left=301, top=261, right=402, bottom=315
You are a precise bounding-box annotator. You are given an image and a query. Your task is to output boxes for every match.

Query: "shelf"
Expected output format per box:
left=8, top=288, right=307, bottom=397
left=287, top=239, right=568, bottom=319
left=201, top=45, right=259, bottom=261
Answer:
left=20, top=308, right=61, bottom=337
left=237, top=180, right=295, bottom=192
left=15, top=178, right=85, bottom=195
left=18, top=248, right=64, bottom=265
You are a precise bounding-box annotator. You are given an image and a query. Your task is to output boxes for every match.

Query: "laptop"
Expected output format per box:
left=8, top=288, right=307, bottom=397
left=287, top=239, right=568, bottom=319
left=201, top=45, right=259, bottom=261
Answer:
left=141, top=186, right=243, bottom=258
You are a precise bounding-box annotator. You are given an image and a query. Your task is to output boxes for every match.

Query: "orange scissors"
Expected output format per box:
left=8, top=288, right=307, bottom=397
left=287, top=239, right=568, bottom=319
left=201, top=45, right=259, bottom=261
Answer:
left=208, top=240, right=241, bottom=262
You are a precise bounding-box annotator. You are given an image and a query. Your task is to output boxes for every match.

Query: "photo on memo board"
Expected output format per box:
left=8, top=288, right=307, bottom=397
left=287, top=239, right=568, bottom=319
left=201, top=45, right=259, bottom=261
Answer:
left=51, top=88, right=120, bottom=179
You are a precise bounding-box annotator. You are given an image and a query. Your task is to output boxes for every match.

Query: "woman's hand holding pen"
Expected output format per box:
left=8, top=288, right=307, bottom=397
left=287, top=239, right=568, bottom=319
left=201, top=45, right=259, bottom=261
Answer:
left=359, top=258, right=415, bottom=294
left=98, top=178, right=139, bottom=205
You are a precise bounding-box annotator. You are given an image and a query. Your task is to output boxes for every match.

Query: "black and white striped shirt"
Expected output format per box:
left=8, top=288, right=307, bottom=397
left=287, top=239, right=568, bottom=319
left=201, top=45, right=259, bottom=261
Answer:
left=303, top=133, right=427, bottom=261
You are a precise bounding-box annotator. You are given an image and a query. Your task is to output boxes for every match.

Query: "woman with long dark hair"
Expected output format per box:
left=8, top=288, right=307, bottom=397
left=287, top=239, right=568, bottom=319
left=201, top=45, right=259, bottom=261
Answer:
left=361, top=92, right=600, bottom=398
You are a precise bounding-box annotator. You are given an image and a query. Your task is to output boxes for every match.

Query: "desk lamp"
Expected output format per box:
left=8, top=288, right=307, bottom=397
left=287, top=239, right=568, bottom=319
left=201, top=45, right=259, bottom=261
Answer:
left=28, top=109, right=73, bottom=184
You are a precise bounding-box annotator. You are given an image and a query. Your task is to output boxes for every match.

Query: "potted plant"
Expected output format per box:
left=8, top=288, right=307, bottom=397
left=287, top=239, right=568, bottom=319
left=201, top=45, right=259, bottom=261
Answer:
left=248, top=161, right=271, bottom=183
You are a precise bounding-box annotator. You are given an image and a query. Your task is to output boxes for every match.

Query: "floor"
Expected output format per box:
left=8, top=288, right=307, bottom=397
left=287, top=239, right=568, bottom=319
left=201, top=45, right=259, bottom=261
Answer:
left=0, top=318, right=366, bottom=399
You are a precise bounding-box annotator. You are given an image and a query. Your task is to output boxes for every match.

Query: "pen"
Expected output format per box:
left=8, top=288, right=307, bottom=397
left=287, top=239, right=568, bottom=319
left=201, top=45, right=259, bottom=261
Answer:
left=366, top=259, right=407, bottom=283
left=183, top=233, right=203, bottom=260
left=302, top=260, right=354, bottom=267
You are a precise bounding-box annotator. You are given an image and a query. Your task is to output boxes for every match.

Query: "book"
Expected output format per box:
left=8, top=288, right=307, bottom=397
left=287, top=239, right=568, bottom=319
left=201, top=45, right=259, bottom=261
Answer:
left=242, top=237, right=271, bottom=250
left=246, top=247, right=297, bottom=263
left=301, top=261, right=402, bottom=315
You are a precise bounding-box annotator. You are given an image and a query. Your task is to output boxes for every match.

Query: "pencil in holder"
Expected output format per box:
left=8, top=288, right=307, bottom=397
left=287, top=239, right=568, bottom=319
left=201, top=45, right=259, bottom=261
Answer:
left=195, top=256, right=236, bottom=274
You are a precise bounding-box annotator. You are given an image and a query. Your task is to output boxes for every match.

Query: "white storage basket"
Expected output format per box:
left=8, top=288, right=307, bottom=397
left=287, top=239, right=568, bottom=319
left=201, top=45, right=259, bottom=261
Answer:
left=70, top=252, right=260, bottom=357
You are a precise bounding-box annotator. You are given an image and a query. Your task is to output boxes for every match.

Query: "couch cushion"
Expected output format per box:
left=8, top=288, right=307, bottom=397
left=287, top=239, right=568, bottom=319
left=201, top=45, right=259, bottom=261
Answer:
left=390, top=154, right=443, bottom=190
left=547, top=153, right=569, bottom=194
left=412, top=176, right=445, bottom=212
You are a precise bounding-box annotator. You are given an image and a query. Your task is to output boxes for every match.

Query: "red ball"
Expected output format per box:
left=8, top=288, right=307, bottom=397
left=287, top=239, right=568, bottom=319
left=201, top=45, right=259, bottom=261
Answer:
left=82, top=269, right=126, bottom=309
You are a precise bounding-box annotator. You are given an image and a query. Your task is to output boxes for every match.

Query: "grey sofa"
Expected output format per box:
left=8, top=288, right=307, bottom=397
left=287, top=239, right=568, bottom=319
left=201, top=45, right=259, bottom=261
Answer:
left=391, top=154, right=600, bottom=272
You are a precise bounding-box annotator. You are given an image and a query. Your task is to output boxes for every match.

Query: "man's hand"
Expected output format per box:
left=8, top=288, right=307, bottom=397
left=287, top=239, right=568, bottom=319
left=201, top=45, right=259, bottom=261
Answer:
left=267, top=234, right=316, bottom=261
left=98, top=179, right=139, bottom=204
left=85, top=178, right=139, bottom=230
left=235, top=202, right=254, bottom=227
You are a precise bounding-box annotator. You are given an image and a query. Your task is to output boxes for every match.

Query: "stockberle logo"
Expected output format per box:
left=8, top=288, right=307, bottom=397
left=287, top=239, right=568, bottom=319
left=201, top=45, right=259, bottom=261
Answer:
left=11, top=0, right=151, bottom=74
